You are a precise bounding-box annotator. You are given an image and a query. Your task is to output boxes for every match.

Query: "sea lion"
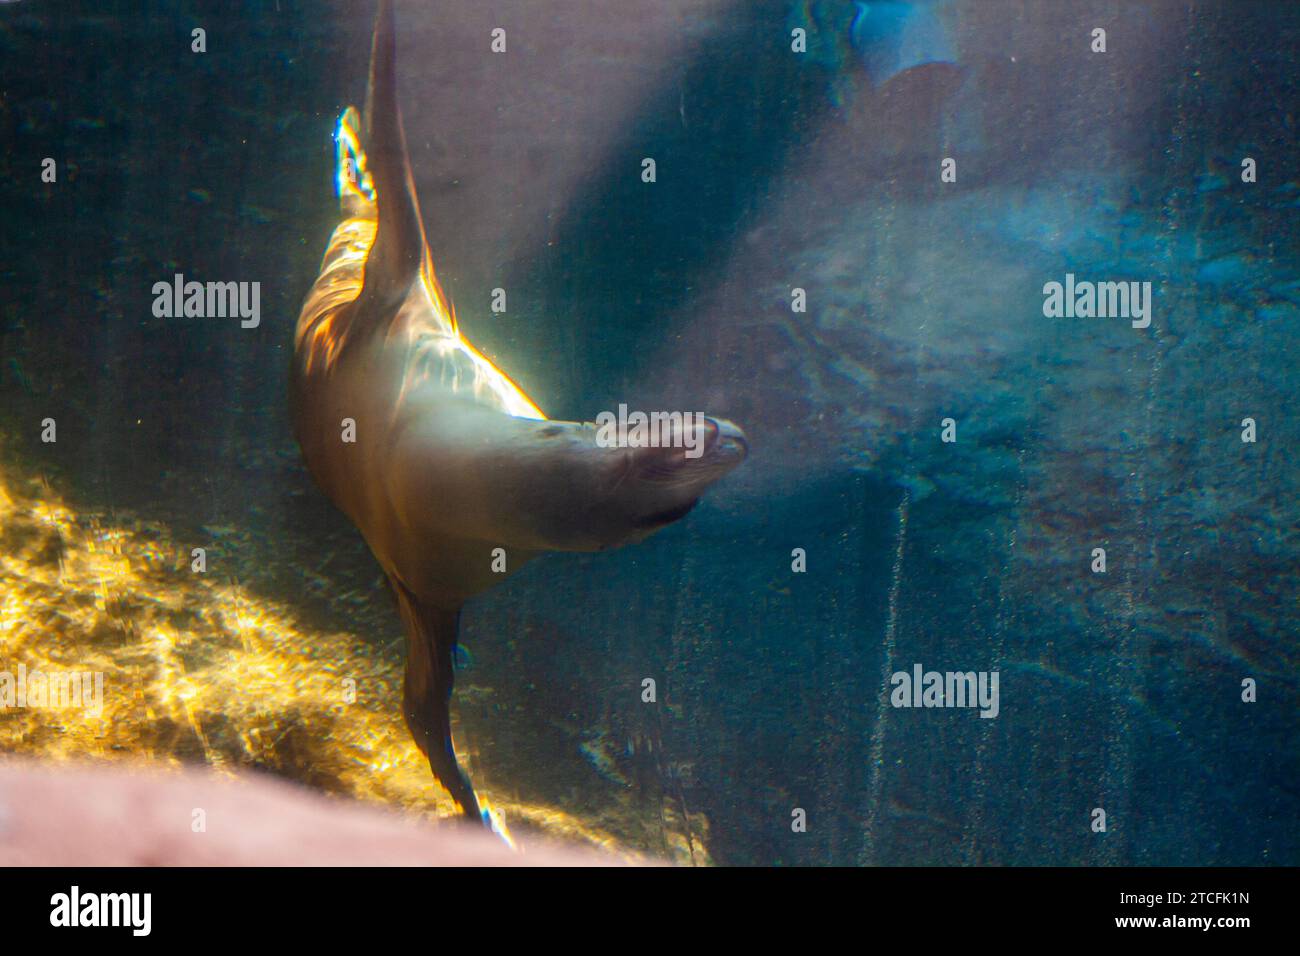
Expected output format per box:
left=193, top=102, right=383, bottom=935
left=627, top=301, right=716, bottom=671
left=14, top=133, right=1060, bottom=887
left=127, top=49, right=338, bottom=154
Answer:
left=290, top=0, right=747, bottom=831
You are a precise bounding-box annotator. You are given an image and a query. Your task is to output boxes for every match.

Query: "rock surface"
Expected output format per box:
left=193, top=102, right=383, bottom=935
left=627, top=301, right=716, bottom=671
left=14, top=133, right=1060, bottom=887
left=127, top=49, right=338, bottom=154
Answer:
left=0, top=760, right=614, bottom=866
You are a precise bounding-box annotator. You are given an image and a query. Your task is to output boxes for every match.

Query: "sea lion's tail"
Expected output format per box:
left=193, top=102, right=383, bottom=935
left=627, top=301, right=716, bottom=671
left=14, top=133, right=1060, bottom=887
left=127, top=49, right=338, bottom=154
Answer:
left=388, top=574, right=503, bottom=830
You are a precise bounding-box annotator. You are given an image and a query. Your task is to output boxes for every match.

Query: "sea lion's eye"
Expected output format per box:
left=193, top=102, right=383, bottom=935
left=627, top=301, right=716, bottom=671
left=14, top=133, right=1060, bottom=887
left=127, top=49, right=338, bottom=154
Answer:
left=539, top=425, right=564, bottom=439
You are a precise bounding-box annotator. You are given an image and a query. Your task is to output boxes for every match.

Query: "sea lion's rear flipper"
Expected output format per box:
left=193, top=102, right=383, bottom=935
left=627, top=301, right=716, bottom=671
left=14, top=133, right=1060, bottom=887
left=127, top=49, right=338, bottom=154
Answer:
left=335, top=106, right=375, bottom=218
left=388, top=574, right=483, bottom=823
left=355, top=0, right=429, bottom=321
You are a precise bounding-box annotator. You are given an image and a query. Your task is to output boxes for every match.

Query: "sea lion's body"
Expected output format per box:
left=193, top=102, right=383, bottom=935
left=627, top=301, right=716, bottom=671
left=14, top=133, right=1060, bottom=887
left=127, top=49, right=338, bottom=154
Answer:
left=292, top=215, right=544, bottom=606
left=291, top=1, right=746, bottom=828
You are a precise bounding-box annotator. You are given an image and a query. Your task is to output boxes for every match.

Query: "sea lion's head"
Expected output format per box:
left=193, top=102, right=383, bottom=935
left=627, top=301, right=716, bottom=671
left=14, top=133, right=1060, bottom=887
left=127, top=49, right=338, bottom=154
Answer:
left=601, top=414, right=749, bottom=544
left=505, top=412, right=747, bottom=553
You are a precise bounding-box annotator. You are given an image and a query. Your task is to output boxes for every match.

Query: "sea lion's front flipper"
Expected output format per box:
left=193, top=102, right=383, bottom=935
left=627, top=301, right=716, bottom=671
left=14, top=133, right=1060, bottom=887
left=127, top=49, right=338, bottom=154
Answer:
left=356, top=0, right=428, bottom=321
left=388, top=574, right=483, bottom=823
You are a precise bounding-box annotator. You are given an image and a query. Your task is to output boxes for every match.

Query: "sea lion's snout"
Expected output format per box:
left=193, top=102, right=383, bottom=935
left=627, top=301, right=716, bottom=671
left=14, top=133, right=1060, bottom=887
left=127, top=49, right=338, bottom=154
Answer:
left=706, top=416, right=749, bottom=464
left=630, top=415, right=748, bottom=481
left=615, top=414, right=747, bottom=536
left=681, top=416, right=749, bottom=473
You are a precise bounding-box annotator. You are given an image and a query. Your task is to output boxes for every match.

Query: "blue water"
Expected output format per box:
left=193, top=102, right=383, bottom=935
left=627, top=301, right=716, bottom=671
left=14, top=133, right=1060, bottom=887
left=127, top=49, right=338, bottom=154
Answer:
left=0, top=0, right=1296, bottom=864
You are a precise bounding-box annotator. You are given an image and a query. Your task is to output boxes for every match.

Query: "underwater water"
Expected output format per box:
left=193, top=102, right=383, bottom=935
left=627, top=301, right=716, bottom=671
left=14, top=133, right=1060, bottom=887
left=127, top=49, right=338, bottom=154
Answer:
left=0, top=0, right=1296, bottom=865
